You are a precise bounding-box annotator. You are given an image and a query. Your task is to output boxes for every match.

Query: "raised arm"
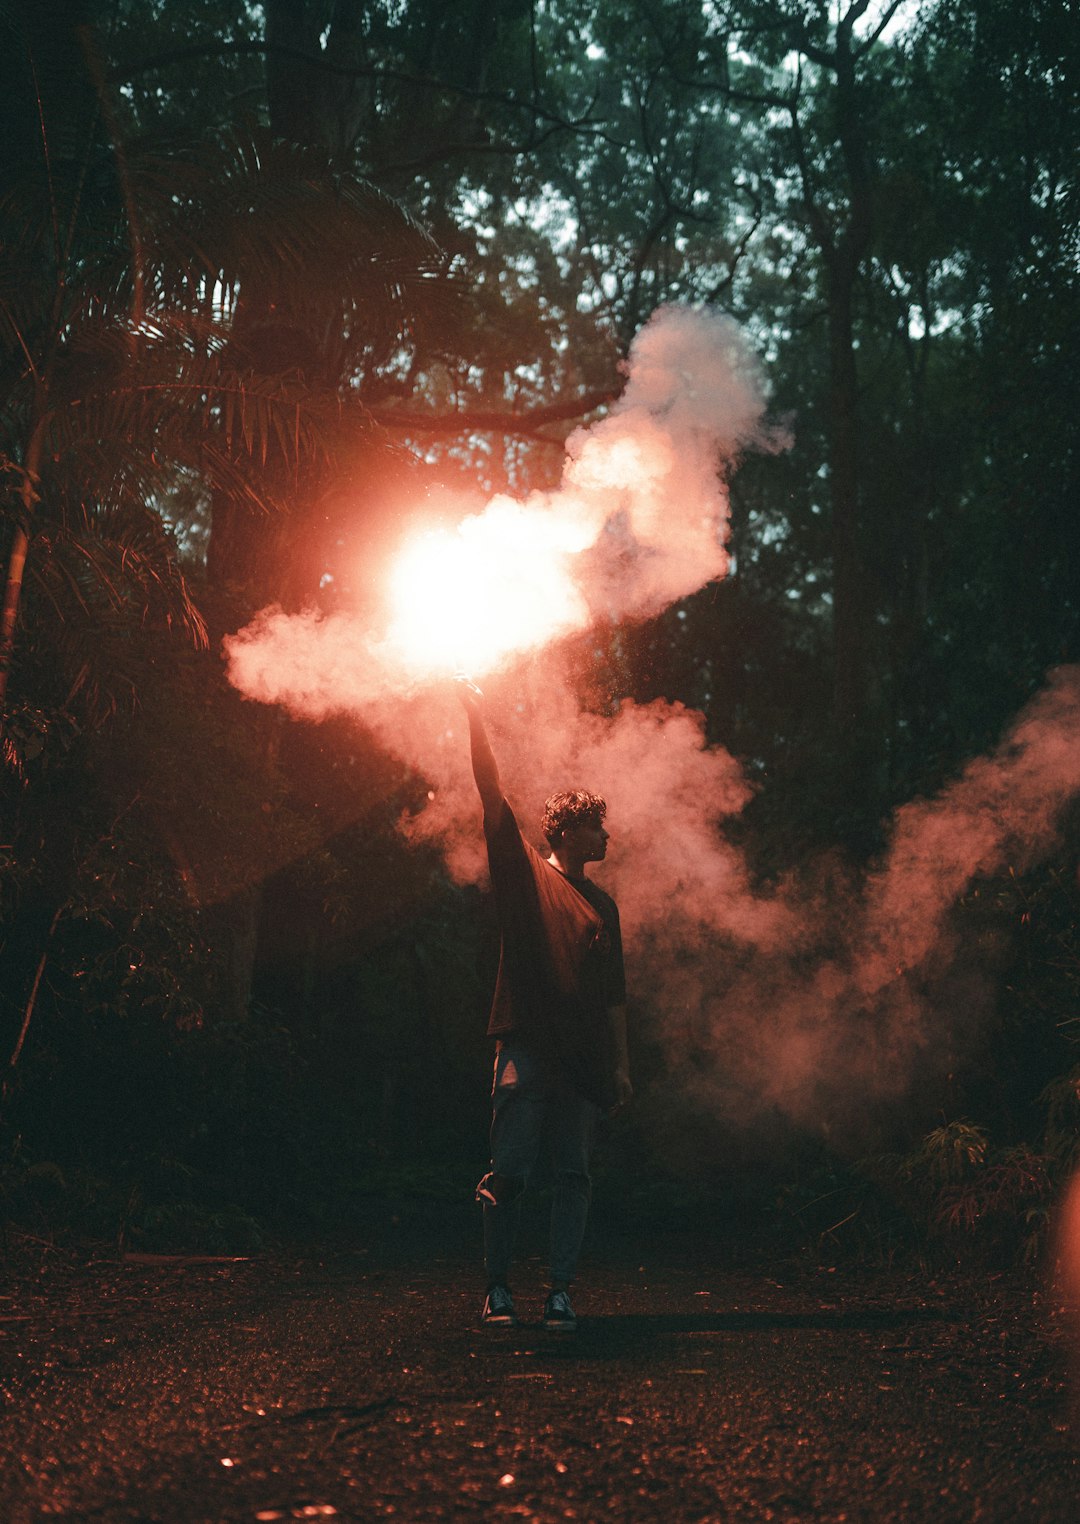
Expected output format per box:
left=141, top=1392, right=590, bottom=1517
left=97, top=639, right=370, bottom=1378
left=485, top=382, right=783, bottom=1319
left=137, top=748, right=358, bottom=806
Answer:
left=456, top=677, right=506, bottom=826
left=608, top=1004, right=632, bottom=1114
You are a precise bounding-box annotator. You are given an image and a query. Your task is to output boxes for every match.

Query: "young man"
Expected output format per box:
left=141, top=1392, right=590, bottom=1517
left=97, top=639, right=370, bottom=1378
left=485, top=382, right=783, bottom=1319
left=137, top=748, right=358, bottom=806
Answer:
left=458, top=678, right=631, bottom=1332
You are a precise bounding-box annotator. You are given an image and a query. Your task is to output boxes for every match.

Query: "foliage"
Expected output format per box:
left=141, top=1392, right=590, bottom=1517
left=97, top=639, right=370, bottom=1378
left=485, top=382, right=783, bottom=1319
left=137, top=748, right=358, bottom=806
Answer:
left=1, top=0, right=1079, bottom=1254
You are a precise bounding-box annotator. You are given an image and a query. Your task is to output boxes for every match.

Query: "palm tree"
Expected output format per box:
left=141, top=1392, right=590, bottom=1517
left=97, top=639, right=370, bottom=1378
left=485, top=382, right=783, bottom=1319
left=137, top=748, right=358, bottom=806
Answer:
left=0, top=109, right=446, bottom=725
left=0, top=3, right=449, bottom=1063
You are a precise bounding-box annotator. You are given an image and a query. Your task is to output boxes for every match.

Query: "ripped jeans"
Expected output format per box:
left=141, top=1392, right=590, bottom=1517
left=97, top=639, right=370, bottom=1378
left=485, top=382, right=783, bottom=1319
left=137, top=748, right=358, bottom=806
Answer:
left=479, top=1040, right=601, bottom=1289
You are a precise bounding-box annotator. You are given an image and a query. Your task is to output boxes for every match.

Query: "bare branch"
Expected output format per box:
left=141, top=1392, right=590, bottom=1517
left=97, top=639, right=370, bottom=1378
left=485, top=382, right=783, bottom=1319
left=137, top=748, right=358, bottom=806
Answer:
left=369, top=388, right=619, bottom=441
left=6, top=908, right=61, bottom=1075
left=785, top=60, right=835, bottom=259
left=842, top=0, right=877, bottom=31
left=855, top=0, right=909, bottom=57
left=368, top=115, right=617, bottom=181
left=110, top=39, right=591, bottom=138
left=705, top=185, right=765, bottom=303
left=796, top=37, right=837, bottom=70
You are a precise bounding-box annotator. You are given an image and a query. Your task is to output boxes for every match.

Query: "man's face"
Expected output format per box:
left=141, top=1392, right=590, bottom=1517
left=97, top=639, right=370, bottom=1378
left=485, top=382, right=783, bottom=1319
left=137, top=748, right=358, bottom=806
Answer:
left=562, top=816, right=609, bottom=863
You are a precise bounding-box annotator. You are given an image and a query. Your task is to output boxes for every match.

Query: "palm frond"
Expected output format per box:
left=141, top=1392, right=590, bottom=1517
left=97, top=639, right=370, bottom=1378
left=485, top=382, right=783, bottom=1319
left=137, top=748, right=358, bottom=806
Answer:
left=1, top=111, right=458, bottom=709
left=28, top=513, right=207, bottom=649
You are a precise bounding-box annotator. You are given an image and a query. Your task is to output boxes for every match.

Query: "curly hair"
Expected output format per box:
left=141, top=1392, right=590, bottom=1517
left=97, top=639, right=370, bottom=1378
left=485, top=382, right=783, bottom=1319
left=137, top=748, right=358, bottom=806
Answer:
left=541, top=789, right=607, bottom=847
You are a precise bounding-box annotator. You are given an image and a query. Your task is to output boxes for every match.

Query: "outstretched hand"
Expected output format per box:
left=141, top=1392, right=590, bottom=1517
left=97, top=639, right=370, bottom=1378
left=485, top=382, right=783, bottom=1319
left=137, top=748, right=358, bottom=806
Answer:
left=456, top=673, right=502, bottom=815
left=454, top=673, right=484, bottom=713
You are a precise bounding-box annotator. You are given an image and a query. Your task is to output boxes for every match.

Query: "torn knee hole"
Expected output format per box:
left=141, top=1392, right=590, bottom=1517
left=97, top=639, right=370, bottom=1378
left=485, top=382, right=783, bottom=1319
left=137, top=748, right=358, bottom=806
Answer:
left=475, top=1171, right=526, bottom=1207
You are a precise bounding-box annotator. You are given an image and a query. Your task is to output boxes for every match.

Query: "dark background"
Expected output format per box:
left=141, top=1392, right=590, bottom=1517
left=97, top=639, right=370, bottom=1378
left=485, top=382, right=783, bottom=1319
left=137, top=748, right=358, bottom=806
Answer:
left=1, top=0, right=1078, bottom=1265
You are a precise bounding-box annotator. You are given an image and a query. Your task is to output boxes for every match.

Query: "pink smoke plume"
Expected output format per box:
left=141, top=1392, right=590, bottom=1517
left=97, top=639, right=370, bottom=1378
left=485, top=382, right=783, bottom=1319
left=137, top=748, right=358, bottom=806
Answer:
left=224, top=305, right=780, bottom=708
left=693, top=666, right=1080, bottom=1132
left=223, top=304, right=1080, bottom=1136
left=397, top=660, right=1080, bottom=1139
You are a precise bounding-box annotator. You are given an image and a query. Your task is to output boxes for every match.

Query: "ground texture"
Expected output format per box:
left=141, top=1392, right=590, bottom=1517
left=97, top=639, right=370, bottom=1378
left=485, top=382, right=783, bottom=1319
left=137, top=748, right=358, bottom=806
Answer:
left=2, top=1204, right=1078, bottom=1522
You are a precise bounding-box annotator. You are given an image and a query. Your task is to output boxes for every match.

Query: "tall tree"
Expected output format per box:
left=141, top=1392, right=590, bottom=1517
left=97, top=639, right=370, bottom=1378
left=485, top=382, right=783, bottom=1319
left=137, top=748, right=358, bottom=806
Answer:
left=0, top=1, right=451, bottom=1042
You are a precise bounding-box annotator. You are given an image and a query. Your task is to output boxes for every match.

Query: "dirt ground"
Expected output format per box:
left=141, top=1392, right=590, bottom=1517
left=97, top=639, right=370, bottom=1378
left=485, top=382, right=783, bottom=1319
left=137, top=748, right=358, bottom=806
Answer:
left=2, top=1202, right=1078, bottom=1523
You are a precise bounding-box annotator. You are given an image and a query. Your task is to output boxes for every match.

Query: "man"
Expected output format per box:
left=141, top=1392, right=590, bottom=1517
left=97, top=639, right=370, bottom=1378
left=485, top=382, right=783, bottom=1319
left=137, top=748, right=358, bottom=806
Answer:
left=458, top=677, right=631, bottom=1333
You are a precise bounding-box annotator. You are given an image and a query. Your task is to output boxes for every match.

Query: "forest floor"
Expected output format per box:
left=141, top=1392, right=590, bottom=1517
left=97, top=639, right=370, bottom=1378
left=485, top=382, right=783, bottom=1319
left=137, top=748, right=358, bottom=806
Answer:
left=1, top=1199, right=1079, bottom=1523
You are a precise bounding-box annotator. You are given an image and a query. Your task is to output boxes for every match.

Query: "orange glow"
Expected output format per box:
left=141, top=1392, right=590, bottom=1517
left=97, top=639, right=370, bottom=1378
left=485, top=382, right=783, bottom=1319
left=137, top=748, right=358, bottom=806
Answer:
left=1057, top=1167, right=1080, bottom=1306
left=383, top=498, right=592, bottom=678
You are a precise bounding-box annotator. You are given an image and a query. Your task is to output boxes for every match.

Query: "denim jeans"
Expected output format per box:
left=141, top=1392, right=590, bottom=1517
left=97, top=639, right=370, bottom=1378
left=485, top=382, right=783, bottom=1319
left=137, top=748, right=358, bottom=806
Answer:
left=482, top=1039, right=601, bottom=1288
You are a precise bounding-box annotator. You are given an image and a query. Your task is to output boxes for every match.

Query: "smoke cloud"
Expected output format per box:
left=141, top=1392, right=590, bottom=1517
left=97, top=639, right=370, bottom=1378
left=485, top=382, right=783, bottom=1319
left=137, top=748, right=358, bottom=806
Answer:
left=224, top=306, right=1080, bottom=1140
left=225, top=306, right=781, bottom=706
left=397, top=659, right=1080, bottom=1143
left=665, top=666, right=1080, bottom=1135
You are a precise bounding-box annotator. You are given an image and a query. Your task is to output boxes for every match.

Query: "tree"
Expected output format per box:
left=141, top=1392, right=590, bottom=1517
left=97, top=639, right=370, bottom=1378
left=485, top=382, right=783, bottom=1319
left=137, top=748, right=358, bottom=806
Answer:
left=0, top=0, right=452, bottom=1056
left=4, top=0, right=1077, bottom=1212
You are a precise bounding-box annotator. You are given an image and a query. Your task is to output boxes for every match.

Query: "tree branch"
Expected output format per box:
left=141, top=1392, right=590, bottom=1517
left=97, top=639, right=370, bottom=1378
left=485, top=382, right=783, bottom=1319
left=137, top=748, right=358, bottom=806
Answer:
left=843, top=0, right=878, bottom=31
left=368, top=115, right=614, bottom=180
left=786, top=61, right=835, bottom=259
left=109, top=38, right=596, bottom=137
left=369, top=388, right=619, bottom=440
left=855, top=0, right=908, bottom=57
left=5, top=907, right=61, bottom=1076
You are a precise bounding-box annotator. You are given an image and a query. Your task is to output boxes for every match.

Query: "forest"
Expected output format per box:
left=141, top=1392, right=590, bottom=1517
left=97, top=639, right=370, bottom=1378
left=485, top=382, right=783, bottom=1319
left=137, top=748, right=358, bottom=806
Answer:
left=1, top=0, right=1078, bottom=1264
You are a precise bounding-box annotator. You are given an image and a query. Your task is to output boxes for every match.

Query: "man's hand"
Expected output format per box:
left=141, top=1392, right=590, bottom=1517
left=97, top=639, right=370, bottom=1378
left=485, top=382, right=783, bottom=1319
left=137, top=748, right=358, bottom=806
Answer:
left=455, top=675, right=503, bottom=820
left=609, top=1067, right=633, bottom=1116
left=607, top=1005, right=631, bottom=1116
left=455, top=674, right=484, bottom=713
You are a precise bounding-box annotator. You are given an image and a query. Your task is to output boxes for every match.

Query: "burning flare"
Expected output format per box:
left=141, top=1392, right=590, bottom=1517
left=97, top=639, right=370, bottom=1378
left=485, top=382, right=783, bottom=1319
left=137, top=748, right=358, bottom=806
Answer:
left=225, top=305, right=778, bottom=711
left=383, top=498, right=593, bottom=679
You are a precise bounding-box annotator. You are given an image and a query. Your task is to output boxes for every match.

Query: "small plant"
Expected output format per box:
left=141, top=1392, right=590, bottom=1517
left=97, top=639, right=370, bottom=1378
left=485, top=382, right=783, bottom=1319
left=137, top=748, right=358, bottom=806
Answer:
left=128, top=1200, right=265, bottom=1256
left=933, top=1144, right=1051, bottom=1237
left=1041, top=1066, right=1080, bottom=1172
left=854, top=1121, right=1052, bottom=1266
left=911, top=1120, right=989, bottom=1187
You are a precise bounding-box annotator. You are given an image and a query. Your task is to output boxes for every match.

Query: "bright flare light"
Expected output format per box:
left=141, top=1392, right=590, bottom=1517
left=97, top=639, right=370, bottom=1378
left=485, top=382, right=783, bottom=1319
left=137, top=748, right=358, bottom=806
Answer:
left=384, top=498, right=593, bottom=678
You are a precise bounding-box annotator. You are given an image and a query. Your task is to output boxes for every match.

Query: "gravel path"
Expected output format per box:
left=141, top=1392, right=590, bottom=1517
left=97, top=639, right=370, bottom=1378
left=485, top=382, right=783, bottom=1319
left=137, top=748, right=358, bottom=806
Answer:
left=2, top=1210, right=1078, bottom=1522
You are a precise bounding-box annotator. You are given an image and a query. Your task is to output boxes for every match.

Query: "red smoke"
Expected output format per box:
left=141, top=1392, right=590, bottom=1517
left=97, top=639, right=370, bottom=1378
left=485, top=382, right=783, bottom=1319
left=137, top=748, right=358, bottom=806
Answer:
left=399, top=659, right=1080, bottom=1136
left=223, top=306, right=1080, bottom=1135
left=224, top=306, right=781, bottom=706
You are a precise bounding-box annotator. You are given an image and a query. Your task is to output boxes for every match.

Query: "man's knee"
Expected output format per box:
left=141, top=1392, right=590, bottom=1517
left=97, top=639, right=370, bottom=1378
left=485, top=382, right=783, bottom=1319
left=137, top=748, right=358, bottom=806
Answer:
left=476, top=1170, right=527, bottom=1208
left=553, top=1168, right=592, bottom=1202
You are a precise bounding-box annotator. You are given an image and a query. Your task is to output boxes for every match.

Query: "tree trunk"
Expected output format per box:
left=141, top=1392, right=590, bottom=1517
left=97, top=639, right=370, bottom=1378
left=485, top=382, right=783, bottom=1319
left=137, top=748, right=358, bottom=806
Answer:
left=263, top=0, right=371, bottom=160
left=825, top=248, right=881, bottom=810
left=200, top=1, right=364, bottom=1030
left=0, top=405, right=48, bottom=711
left=263, top=0, right=324, bottom=147
left=0, top=0, right=103, bottom=711
left=212, top=892, right=261, bottom=1026
left=819, top=15, right=884, bottom=822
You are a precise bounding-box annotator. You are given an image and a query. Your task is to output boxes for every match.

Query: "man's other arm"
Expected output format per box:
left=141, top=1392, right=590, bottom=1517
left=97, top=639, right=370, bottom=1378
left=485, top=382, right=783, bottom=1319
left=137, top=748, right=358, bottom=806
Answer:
left=608, top=1004, right=632, bottom=1113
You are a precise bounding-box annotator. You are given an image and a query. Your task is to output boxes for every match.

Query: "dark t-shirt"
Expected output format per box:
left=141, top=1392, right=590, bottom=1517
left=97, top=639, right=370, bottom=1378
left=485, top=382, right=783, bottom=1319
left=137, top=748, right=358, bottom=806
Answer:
left=483, top=800, right=626, bottom=1108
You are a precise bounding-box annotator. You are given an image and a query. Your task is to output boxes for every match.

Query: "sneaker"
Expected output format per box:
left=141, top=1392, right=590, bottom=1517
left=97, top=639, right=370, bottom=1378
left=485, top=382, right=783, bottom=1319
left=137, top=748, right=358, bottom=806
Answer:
left=481, top=1285, right=517, bottom=1326
left=542, top=1288, right=577, bottom=1333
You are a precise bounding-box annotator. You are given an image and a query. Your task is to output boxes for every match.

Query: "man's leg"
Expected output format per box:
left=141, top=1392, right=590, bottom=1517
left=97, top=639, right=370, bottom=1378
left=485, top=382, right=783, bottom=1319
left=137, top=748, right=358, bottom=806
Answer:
left=478, top=1042, right=546, bottom=1294
left=546, top=1079, right=601, bottom=1292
